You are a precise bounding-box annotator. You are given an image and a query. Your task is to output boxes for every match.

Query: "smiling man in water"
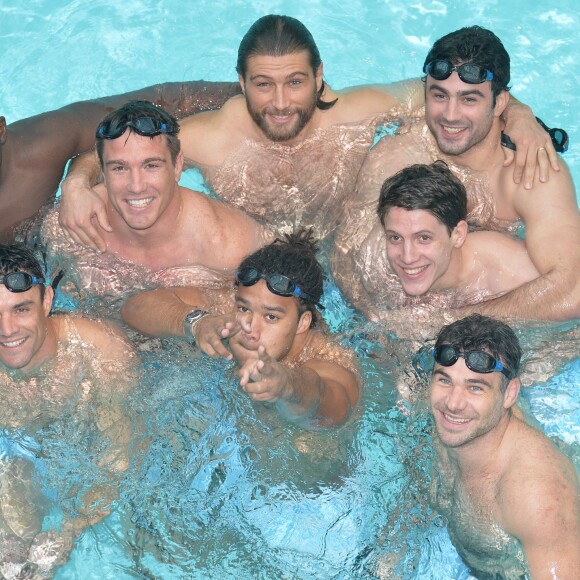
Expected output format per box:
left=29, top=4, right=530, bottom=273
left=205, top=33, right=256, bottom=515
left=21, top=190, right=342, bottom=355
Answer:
left=60, top=15, right=554, bottom=248
left=121, top=231, right=360, bottom=428
left=0, top=244, right=138, bottom=575
left=428, top=314, right=580, bottom=578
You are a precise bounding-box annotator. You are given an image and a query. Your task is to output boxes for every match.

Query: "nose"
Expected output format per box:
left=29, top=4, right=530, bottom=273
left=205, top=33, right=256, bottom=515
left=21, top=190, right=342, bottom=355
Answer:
left=237, top=311, right=259, bottom=338
left=272, top=84, right=290, bottom=112
left=442, top=94, right=461, bottom=122
left=0, top=314, right=16, bottom=337
left=446, top=383, right=467, bottom=413
left=401, top=241, right=419, bottom=264
left=127, top=169, right=146, bottom=194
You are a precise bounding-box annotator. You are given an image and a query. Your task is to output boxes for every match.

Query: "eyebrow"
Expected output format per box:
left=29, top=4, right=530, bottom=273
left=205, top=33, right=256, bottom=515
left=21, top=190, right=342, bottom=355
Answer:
left=250, top=71, right=310, bottom=82
left=433, top=367, right=494, bottom=388
left=105, top=156, right=167, bottom=167
left=428, top=83, right=486, bottom=98
left=13, top=300, right=35, bottom=309
left=236, top=295, right=287, bottom=314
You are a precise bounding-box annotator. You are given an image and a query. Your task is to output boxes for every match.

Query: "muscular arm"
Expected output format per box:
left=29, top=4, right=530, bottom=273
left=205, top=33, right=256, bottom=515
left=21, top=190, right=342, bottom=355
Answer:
left=464, top=164, right=580, bottom=320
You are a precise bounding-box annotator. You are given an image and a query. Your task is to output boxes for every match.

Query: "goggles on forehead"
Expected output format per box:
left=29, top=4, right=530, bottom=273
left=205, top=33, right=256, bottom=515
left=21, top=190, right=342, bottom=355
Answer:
left=424, top=59, right=494, bottom=84
left=236, top=267, right=323, bottom=308
left=1, top=272, right=44, bottom=293
left=96, top=116, right=180, bottom=140
left=433, top=345, right=514, bottom=380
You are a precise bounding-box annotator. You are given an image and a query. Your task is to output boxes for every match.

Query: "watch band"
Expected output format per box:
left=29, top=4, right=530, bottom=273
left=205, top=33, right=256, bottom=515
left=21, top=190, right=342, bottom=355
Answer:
left=183, top=309, right=209, bottom=344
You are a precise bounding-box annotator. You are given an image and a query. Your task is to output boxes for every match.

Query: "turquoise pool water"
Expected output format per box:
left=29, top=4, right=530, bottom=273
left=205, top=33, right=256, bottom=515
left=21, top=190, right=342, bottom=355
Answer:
left=1, top=1, right=579, bottom=578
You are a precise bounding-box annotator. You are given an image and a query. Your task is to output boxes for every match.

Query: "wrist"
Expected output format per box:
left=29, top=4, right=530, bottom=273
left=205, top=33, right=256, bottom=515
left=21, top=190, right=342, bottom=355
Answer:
left=183, top=309, right=209, bottom=344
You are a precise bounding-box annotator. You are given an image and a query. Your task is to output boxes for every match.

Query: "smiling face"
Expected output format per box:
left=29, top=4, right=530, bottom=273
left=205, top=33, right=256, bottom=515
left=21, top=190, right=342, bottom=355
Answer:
left=229, top=279, right=311, bottom=366
left=239, top=50, right=322, bottom=143
left=425, top=71, right=507, bottom=156
left=101, top=132, right=183, bottom=232
left=430, top=356, right=518, bottom=449
left=384, top=207, right=466, bottom=296
left=0, top=283, right=54, bottom=372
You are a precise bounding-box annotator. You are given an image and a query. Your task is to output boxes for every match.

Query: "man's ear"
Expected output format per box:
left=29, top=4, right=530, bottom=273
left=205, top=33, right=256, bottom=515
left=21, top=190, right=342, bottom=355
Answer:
left=503, top=377, right=521, bottom=409
left=174, top=150, right=184, bottom=181
left=238, top=74, right=246, bottom=95
left=296, top=310, right=312, bottom=335
left=0, top=116, right=7, bottom=145
left=451, top=220, right=468, bottom=248
left=494, top=90, right=509, bottom=117
left=43, top=285, right=55, bottom=317
left=315, top=63, right=324, bottom=93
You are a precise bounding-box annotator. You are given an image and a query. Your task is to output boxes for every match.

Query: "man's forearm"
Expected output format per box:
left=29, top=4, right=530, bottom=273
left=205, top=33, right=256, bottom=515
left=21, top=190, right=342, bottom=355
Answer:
left=62, top=150, right=102, bottom=191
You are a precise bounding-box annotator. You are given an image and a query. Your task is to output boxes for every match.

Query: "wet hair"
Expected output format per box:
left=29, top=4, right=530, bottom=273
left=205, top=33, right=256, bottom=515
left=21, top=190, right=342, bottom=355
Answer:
left=423, top=26, right=510, bottom=101
left=435, top=314, right=522, bottom=387
left=0, top=244, right=46, bottom=299
left=237, top=228, right=323, bottom=328
left=96, top=100, right=181, bottom=166
left=236, top=15, right=337, bottom=111
left=377, top=161, right=467, bottom=235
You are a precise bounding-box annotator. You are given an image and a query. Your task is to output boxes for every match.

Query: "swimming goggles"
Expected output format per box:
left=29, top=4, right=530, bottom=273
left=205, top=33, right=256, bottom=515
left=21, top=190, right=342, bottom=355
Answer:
left=501, top=117, right=569, bottom=155
left=423, top=59, right=494, bottom=84
left=96, top=116, right=180, bottom=140
left=433, top=345, right=514, bottom=379
left=1, top=272, right=44, bottom=293
left=236, top=267, right=321, bottom=306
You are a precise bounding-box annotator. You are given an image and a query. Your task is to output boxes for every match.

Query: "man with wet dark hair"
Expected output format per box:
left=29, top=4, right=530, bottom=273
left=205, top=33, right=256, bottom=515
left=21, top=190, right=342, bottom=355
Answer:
left=0, top=244, right=137, bottom=574
left=0, top=80, right=240, bottom=242
left=334, top=25, right=580, bottom=322
left=39, top=100, right=271, bottom=316
left=121, top=230, right=360, bottom=428
left=332, top=162, right=538, bottom=318
left=60, top=15, right=551, bottom=250
left=429, top=314, right=580, bottom=578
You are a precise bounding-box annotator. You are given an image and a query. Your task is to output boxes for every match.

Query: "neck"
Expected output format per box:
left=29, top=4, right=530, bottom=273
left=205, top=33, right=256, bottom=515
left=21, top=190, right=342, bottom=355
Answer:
left=431, top=247, right=465, bottom=292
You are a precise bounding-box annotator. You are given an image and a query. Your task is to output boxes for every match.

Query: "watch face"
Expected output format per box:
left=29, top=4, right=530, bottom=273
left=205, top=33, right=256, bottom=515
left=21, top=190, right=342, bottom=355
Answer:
left=185, top=309, right=206, bottom=324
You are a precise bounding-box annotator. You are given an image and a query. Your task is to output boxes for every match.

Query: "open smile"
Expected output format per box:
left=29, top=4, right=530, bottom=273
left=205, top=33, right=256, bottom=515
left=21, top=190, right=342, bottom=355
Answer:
left=126, top=197, right=154, bottom=208
left=0, top=337, right=27, bottom=349
left=440, top=124, right=467, bottom=138
left=440, top=411, right=472, bottom=428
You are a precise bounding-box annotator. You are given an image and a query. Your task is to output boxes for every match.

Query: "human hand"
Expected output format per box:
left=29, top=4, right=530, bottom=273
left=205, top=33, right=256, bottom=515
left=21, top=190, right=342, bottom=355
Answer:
left=195, top=314, right=240, bottom=360
left=502, top=106, right=559, bottom=189
left=238, top=345, right=291, bottom=402
left=59, top=180, right=111, bottom=252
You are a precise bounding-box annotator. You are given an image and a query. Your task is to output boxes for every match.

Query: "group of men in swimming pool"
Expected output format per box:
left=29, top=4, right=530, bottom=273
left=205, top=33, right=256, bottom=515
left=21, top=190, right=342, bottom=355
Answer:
left=1, top=13, right=579, bottom=577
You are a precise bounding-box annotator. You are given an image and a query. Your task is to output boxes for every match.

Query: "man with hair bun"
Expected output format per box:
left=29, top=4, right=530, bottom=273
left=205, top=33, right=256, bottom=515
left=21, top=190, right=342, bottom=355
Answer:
left=121, top=229, right=360, bottom=428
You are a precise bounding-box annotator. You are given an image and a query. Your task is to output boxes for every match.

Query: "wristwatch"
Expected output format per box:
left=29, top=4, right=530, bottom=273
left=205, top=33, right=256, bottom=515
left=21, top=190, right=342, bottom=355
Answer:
left=183, top=309, right=209, bottom=345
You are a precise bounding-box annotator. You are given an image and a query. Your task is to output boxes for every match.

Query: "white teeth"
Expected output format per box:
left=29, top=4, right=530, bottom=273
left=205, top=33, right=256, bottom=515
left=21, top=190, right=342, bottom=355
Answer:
left=444, top=414, right=470, bottom=424
left=403, top=266, right=427, bottom=275
left=127, top=197, right=153, bottom=208
left=1, top=338, right=25, bottom=348
left=443, top=126, right=463, bottom=134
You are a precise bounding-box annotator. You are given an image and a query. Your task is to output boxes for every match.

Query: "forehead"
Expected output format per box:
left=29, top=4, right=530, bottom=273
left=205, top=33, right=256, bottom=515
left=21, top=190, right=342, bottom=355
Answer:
left=102, top=131, right=172, bottom=161
left=426, top=73, right=493, bottom=98
left=235, top=279, right=298, bottom=312
left=385, top=207, right=448, bottom=233
left=0, top=284, right=43, bottom=309
left=245, top=50, right=313, bottom=77
left=432, top=358, right=503, bottom=390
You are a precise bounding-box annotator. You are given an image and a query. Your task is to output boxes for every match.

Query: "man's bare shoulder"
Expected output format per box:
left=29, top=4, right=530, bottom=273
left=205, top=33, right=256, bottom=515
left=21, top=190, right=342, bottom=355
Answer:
left=178, top=95, right=249, bottom=165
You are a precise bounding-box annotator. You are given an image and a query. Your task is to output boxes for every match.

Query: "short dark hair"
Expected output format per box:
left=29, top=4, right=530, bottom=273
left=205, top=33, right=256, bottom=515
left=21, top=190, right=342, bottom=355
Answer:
left=377, top=161, right=467, bottom=235
left=434, top=314, right=522, bottom=386
left=236, top=15, right=336, bottom=111
left=95, top=100, right=181, bottom=166
left=423, top=26, right=510, bottom=101
left=0, top=244, right=45, bottom=299
left=237, top=228, right=323, bottom=328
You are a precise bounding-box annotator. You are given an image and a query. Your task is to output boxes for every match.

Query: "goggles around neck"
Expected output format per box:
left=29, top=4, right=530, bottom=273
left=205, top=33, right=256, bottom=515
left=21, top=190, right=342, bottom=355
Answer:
left=424, top=59, right=494, bottom=84
left=433, top=345, right=514, bottom=380
left=236, top=267, right=322, bottom=307
left=1, top=272, right=44, bottom=293
left=96, top=116, right=180, bottom=140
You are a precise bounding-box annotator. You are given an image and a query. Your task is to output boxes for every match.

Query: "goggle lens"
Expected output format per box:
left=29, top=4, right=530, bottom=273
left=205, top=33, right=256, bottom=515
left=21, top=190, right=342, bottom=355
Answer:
left=1, top=272, right=43, bottom=293
left=424, top=60, right=494, bottom=84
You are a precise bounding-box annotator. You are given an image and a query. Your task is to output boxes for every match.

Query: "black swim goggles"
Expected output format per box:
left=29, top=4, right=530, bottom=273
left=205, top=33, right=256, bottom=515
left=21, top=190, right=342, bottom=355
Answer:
left=432, top=345, right=514, bottom=380
left=236, top=266, right=322, bottom=307
left=501, top=116, right=569, bottom=155
left=96, top=116, right=180, bottom=140
left=1, top=272, right=44, bottom=293
left=423, top=59, right=494, bottom=84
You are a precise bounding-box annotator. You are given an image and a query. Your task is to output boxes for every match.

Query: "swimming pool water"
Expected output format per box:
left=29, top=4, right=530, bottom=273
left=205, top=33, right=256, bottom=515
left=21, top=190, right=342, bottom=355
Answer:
left=1, top=1, right=579, bottom=578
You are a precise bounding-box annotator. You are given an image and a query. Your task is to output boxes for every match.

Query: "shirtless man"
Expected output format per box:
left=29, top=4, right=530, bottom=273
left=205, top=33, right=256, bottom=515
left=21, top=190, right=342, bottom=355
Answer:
left=60, top=15, right=555, bottom=249
left=0, top=80, right=240, bottom=241
left=340, top=162, right=539, bottom=318
left=333, top=25, right=580, bottom=321
left=121, top=231, right=360, bottom=428
left=40, top=100, right=270, bottom=316
left=428, top=314, right=580, bottom=577
left=0, top=244, right=137, bottom=576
